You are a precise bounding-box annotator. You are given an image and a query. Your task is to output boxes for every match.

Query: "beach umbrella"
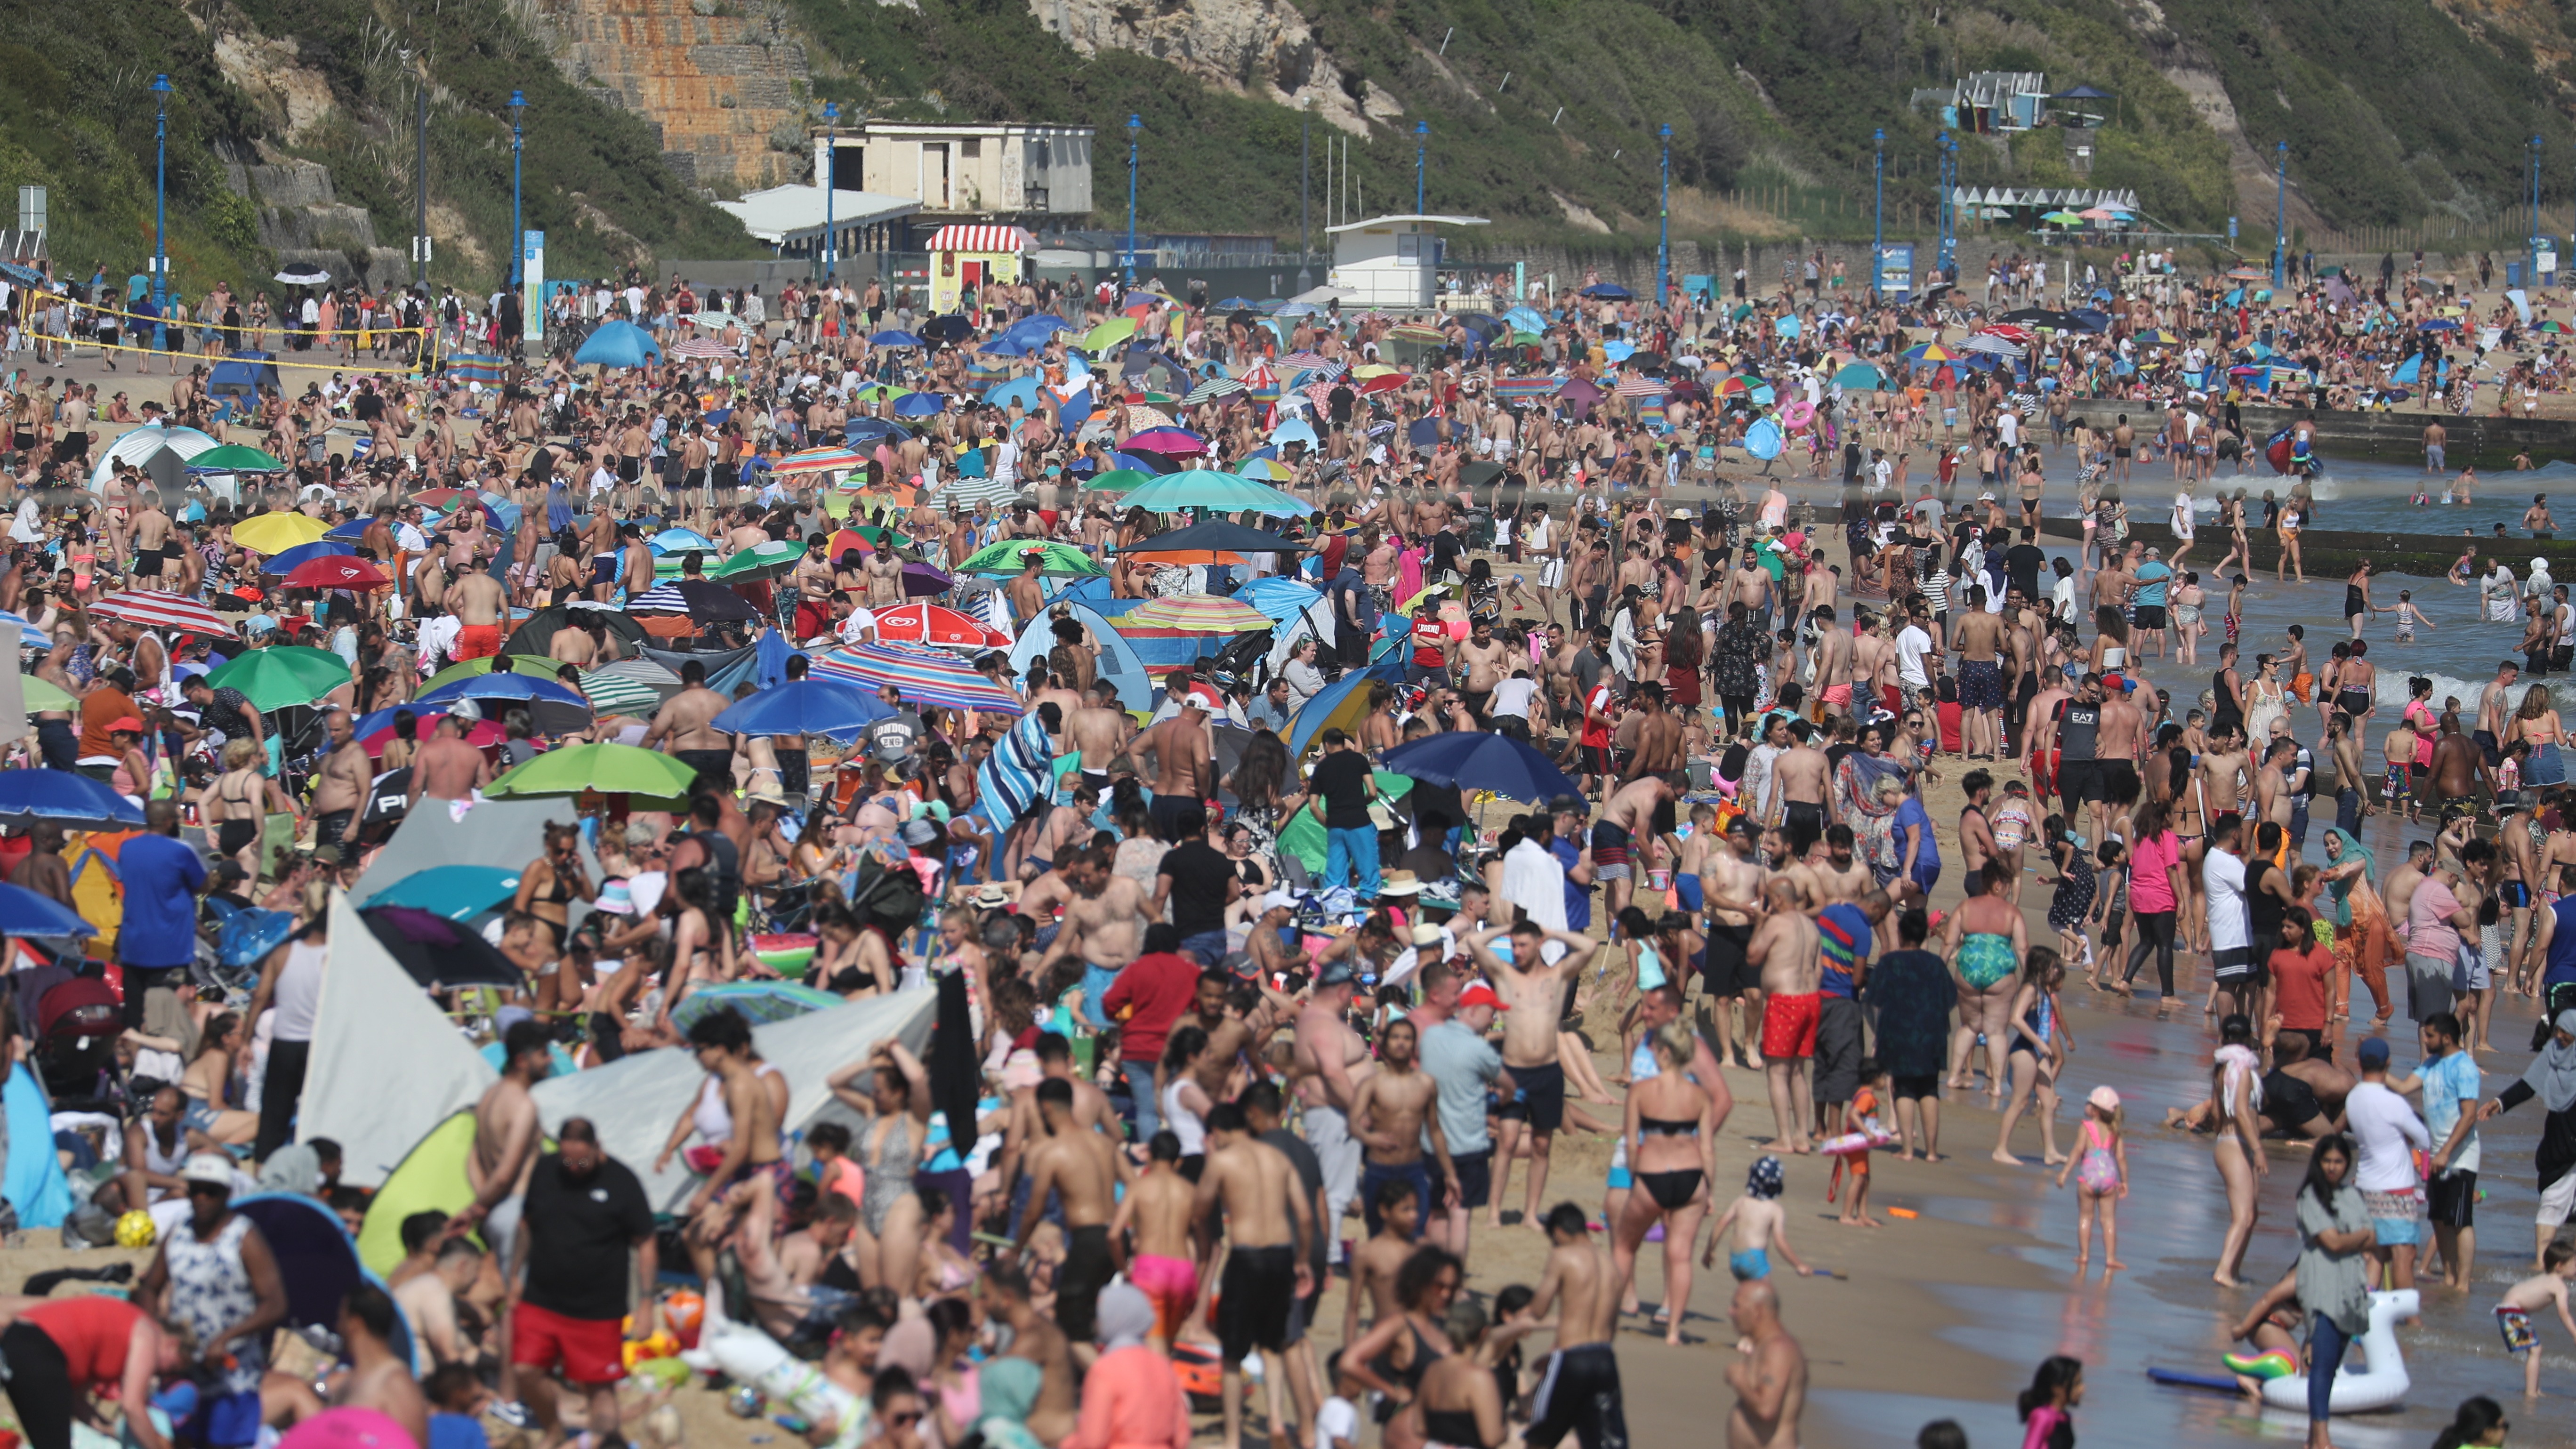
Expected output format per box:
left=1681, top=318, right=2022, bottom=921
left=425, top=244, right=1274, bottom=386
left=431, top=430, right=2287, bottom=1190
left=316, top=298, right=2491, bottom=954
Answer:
left=232, top=513, right=330, bottom=555
left=0, top=773, right=144, bottom=832
left=91, top=590, right=236, bottom=636
left=186, top=444, right=288, bottom=474
left=808, top=643, right=1023, bottom=715
left=1960, top=332, right=2026, bottom=357
left=360, top=865, right=524, bottom=922
left=628, top=581, right=759, bottom=622
left=273, top=263, right=330, bottom=285
left=666, top=336, right=733, bottom=361
left=1121, top=472, right=1315, bottom=516
left=1233, top=576, right=1323, bottom=622
left=774, top=446, right=867, bottom=476
left=984, top=377, right=1046, bottom=411
left=358, top=907, right=524, bottom=988
left=871, top=603, right=1014, bottom=649
left=844, top=417, right=912, bottom=444
left=282, top=556, right=390, bottom=590
left=1125, top=596, right=1273, bottom=632
left=0, top=881, right=95, bottom=940
left=652, top=527, right=719, bottom=556
left=204, top=647, right=353, bottom=711
left=1287, top=673, right=1375, bottom=757
left=1270, top=418, right=1320, bottom=447
left=1182, top=377, right=1246, bottom=406
left=957, top=541, right=1103, bottom=577
left=578, top=659, right=684, bottom=718
left=574, top=320, right=661, bottom=368
left=258, top=540, right=358, bottom=575
left=418, top=656, right=576, bottom=698
left=707, top=541, right=804, bottom=583
left=1110, top=450, right=1182, bottom=475
left=870, top=330, right=926, bottom=348
left=416, top=673, right=594, bottom=734
left=2419, top=318, right=2462, bottom=332
left=1118, top=519, right=1296, bottom=563
left=1901, top=342, right=1957, bottom=363
left=484, top=742, right=698, bottom=801
left=1380, top=731, right=1581, bottom=802
left=893, top=392, right=950, bottom=419
left=1083, top=467, right=1154, bottom=492
left=1082, top=318, right=1137, bottom=354
left=2040, top=210, right=2084, bottom=225
left=711, top=679, right=893, bottom=741
left=1833, top=362, right=1888, bottom=392
left=1125, top=427, right=1209, bottom=456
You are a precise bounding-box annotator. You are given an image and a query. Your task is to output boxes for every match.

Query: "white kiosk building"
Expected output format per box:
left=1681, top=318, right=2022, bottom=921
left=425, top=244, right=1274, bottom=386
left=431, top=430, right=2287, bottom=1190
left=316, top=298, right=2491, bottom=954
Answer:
left=1324, top=214, right=1488, bottom=309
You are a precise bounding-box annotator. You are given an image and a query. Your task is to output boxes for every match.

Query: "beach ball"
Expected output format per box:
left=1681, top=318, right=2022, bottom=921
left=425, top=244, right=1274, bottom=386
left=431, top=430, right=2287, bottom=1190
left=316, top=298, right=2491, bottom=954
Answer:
left=662, top=1288, right=705, bottom=1347
left=114, top=1211, right=157, bottom=1248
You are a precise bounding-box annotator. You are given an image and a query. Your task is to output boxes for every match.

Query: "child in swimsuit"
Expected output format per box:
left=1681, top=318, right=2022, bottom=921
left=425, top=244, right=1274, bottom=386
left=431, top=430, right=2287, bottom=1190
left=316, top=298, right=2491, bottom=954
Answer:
left=2493, top=1241, right=2576, bottom=1397
left=1699, top=1155, right=1811, bottom=1282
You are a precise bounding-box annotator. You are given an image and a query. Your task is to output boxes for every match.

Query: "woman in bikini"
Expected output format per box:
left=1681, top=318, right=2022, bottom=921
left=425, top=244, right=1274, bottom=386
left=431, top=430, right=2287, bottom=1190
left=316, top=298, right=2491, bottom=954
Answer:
left=1343, top=1248, right=1462, bottom=1425
left=2507, top=683, right=2567, bottom=789
left=2087, top=604, right=2130, bottom=678
left=1942, top=859, right=2026, bottom=1107
left=651, top=867, right=738, bottom=1037
left=2207, top=1014, right=2269, bottom=1287
left=195, top=739, right=296, bottom=880
left=1607, top=1022, right=1717, bottom=1345
left=177, top=1011, right=259, bottom=1147
left=511, top=821, right=594, bottom=950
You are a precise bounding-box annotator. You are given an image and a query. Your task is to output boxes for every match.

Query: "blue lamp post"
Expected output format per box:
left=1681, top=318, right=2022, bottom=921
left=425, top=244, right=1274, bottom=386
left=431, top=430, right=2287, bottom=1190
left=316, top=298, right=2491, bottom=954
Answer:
left=1415, top=121, right=1429, bottom=213
left=1657, top=123, right=1671, bottom=308
left=1871, top=128, right=1885, bottom=302
left=1937, top=133, right=1956, bottom=275
left=2534, top=136, right=2546, bottom=290
left=2273, top=140, right=2287, bottom=288
left=151, top=74, right=170, bottom=349
left=1125, top=114, right=1141, bottom=286
left=821, top=100, right=838, bottom=279
left=508, top=89, right=525, bottom=290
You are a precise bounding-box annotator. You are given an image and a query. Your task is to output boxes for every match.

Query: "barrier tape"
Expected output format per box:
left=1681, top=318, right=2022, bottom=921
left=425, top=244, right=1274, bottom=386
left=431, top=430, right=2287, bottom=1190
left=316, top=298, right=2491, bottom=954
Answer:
left=19, top=291, right=435, bottom=339
left=17, top=329, right=438, bottom=376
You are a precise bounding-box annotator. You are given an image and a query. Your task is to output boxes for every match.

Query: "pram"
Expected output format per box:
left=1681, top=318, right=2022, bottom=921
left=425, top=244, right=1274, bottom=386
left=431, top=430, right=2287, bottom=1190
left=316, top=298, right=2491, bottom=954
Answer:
left=31, top=974, right=125, bottom=1114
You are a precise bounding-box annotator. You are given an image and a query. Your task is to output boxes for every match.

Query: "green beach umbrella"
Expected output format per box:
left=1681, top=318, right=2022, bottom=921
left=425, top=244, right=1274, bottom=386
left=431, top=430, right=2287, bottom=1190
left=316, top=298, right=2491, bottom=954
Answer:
left=708, top=540, right=804, bottom=582
left=204, top=646, right=351, bottom=710
left=483, top=742, right=700, bottom=801
left=957, top=540, right=1105, bottom=577
left=1084, top=468, right=1155, bottom=492
left=419, top=655, right=576, bottom=696
left=187, top=444, right=290, bottom=474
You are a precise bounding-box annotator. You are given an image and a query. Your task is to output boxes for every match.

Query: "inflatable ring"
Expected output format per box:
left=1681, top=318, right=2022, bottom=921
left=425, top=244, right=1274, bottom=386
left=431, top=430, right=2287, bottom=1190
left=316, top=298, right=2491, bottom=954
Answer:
left=1780, top=399, right=1816, bottom=431
left=2222, top=1350, right=2298, bottom=1381
left=2257, top=1289, right=2416, bottom=1415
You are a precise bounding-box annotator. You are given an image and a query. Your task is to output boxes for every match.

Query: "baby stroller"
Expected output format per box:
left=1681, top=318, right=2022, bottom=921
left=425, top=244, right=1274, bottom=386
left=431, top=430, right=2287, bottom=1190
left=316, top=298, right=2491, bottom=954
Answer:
left=32, top=975, right=125, bottom=1114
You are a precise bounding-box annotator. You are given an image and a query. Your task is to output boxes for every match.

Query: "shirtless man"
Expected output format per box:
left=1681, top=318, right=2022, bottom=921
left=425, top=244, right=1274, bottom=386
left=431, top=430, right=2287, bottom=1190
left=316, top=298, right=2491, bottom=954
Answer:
left=1525, top=1199, right=1627, bottom=1449
left=1135, top=686, right=1214, bottom=841
left=1038, top=847, right=1151, bottom=1033
left=408, top=708, right=494, bottom=810
left=2430, top=713, right=2484, bottom=809
left=982, top=1265, right=1078, bottom=1443
left=131, top=492, right=174, bottom=593
left=1463, top=920, right=1600, bottom=1231
left=644, top=659, right=737, bottom=786
left=450, top=567, right=507, bottom=662
left=1456, top=617, right=1511, bottom=721
left=1696, top=816, right=1772, bottom=1069
left=1810, top=607, right=1853, bottom=720
left=335, top=1286, right=430, bottom=1449
left=1726, top=1280, right=1808, bottom=1449
left=1192, top=1103, right=1314, bottom=1449
left=1849, top=612, right=1895, bottom=718
left=1290, top=962, right=1375, bottom=1262
left=1063, top=680, right=1129, bottom=794
left=1346, top=1017, right=1459, bottom=1238
left=1771, top=720, right=1832, bottom=856
left=1746, top=877, right=1824, bottom=1152
left=308, top=708, right=376, bottom=847
left=1011, top=1077, right=1126, bottom=1359
left=1621, top=684, right=1685, bottom=787
left=1955, top=591, right=2009, bottom=758
left=1006, top=551, right=1046, bottom=628
left=1108, top=1130, right=1201, bottom=1354
left=1183, top=971, right=1254, bottom=1102
left=458, top=1022, right=548, bottom=1408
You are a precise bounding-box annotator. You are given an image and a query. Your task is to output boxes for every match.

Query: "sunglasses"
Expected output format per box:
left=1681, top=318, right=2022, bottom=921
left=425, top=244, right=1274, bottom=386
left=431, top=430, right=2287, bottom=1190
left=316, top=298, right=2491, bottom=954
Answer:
left=886, top=1412, right=925, bottom=1427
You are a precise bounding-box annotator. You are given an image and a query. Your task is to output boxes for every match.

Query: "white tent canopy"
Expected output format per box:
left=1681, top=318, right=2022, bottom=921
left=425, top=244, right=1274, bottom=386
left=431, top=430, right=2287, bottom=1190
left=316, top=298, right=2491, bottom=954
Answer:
left=298, top=890, right=501, bottom=1186
left=531, top=989, right=939, bottom=1211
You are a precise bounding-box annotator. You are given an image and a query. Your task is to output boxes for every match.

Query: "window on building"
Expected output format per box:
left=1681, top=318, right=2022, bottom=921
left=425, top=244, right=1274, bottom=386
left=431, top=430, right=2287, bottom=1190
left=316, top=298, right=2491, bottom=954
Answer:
left=1398, top=234, right=1420, bottom=262
left=960, top=138, right=982, bottom=159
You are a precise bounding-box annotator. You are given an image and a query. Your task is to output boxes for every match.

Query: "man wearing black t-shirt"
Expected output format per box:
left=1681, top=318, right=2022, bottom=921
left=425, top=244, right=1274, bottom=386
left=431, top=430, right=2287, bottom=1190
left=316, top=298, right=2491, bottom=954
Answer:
left=1304, top=729, right=1385, bottom=901
left=2004, top=528, right=2048, bottom=603
left=509, top=1119, right=658, bottom=1449
left=1154, top=801, right=1241, bottom=966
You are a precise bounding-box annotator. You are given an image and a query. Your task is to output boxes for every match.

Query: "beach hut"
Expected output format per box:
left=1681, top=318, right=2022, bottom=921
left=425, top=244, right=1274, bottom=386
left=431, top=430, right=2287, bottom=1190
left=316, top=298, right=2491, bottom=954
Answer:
left=926, top=225, right=1033, bottom=314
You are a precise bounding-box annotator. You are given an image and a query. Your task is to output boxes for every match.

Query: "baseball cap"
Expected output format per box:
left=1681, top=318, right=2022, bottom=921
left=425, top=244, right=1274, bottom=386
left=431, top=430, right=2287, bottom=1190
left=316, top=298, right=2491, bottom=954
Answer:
left=2356, top=1037, right=2391, bottom=1069
left=312, top=844, right=342, bottom=867
left=1457, top=982, right=1505, bottom=1010
left=1259, top=889, right=1298, bottom=914
left=179, top=1152, right=237, bottom=1188
left=1317, top=960, right=1357, bottom=988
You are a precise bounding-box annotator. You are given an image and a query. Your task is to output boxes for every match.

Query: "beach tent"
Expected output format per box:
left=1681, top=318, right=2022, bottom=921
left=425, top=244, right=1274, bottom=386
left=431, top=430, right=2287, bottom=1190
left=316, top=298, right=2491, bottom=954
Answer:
left=354, top=1111, right=478, bottom=1275
left=531, top=990, right=938, bottom=1213
left=3, top=1061, right=72, bottom=1228
left=64, top=832, right=141, bottom=954
left=1006, top=603, right=1151, bottom=712
left=347, top=797, right=602, bottom=928
left=295, top=891, right=505, bottom=1187
left=207, top=353, right=282, bottom=410
left=575, top=320, right=661, bottom=369
left=235, top=1193, right=416, bottom=1367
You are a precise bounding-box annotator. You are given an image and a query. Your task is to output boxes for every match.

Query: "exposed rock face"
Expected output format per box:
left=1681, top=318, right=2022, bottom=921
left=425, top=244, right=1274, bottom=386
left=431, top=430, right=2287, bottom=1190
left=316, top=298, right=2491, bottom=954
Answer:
left=527, top=0, right=813, bottom=195
left=1027, top=0, right=1380, bottom=135
left=217, top=152, right=407, bottom=287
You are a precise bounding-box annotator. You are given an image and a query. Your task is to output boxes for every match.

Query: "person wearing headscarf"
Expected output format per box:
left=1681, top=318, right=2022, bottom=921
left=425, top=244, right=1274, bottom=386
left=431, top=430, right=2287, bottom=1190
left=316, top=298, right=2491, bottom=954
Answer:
left=1060, top=1284, right=1187, bottom=1449
left=973, top=1357, right=1047, bottom=1449
left=2479, top=1009, right=2576, bottom=1269
left=2318, top=827, right=2394, bottom=1026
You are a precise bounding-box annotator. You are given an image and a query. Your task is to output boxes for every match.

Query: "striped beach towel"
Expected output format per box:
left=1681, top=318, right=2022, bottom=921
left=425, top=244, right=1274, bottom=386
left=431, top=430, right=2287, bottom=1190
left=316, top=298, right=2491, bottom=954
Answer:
left=1491, top=376, right=1559, bottom=403
left=972, top=709, right=1055, bottom=833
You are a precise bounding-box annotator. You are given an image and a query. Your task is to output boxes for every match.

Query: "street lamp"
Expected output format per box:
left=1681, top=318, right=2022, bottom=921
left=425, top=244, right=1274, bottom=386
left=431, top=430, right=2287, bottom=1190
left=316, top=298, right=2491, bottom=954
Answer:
left=1124, top=114, right=1142, bottom=286
left=1657, top=123, right=1671, bottom=309
left=508, top=89, right=525, bottom=290
left=1937, top=133, right=1956, bottom=275
left=2273, top=140, right=2287, bottom=288
left=1415, top=121, right=1429, bottom=214
left=2534, top=135, right=2545, bottom=290
left=151, top=74, right=170, bottom=350
left=1871, top=128, right=1884, bottom=302
left=821, top=100, right=838, bottom=280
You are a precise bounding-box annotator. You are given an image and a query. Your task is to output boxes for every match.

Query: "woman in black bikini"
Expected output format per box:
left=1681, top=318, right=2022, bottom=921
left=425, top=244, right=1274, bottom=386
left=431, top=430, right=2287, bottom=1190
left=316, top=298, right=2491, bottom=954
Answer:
left=1343, top=1247, right=1462, bottom=1424
left=1395, top=1300, right=1529, bottom=1449
left=194, top=738, right=297, bottom=879
left=512, top=821, right=595, bottom=948
left=1610, top=1022, right=1718, bottom=1346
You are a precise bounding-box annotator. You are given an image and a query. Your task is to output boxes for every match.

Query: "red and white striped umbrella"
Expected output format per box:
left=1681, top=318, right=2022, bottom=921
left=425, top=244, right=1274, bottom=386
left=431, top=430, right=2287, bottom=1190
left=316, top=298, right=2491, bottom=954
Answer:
left=869, top=603, right=1013, bottom=649
left=92, top=590, right=237, bottom=636
left=773, top=446, right=868, bottom=475
left=667, top=337, right=734, bottom=360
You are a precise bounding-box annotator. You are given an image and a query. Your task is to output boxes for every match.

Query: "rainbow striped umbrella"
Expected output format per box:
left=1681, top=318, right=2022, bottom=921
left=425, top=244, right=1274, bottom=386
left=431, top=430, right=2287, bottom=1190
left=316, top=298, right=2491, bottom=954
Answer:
left=1125, top=596, right=1273, bottom=632
left=810, top=642, right=1024, bottom=715
left=775, top=446, right=867, bottom=475
left=1901, top=342, right=1960, bottom=363
left=1491, top=376, right=1559, bottom=403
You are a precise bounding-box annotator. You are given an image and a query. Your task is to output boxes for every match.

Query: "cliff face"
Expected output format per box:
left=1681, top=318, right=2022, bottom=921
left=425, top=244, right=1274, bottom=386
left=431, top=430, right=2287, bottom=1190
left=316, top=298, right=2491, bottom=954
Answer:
left=528, top=0, right=813, bottom=195
left=1028, top=0, right=1388, bottom=135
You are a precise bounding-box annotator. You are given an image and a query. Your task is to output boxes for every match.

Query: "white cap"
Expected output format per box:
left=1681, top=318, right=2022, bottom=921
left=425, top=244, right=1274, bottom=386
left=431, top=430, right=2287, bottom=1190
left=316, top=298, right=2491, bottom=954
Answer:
left=1260, top=889, right=1298, bottom=914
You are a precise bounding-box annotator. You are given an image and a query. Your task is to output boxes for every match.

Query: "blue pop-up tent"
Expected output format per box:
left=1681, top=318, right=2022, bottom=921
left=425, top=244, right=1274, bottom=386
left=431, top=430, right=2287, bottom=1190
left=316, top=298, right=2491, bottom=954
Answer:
left=574, top=319, right=661, bottom=369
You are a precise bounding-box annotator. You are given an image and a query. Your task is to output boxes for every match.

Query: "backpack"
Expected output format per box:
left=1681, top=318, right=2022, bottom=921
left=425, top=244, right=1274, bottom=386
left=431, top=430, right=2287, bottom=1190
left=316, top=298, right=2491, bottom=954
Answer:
left=846, top=853, right=927, bottom=937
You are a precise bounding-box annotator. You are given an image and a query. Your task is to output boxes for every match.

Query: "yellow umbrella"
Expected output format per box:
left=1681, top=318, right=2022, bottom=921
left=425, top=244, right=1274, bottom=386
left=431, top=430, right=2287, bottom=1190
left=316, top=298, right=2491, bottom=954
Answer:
left=1083, top=318, right=1137, bottom=354
left=232, top=512, right=330, bottom=555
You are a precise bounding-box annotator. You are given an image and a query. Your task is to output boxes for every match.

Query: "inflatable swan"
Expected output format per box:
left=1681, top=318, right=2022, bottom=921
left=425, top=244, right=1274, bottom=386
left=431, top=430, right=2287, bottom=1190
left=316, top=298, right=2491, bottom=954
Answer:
left=2257, top=1289, right=2417, bottom=1414
left=704, top=1319, right=867, bottom=1449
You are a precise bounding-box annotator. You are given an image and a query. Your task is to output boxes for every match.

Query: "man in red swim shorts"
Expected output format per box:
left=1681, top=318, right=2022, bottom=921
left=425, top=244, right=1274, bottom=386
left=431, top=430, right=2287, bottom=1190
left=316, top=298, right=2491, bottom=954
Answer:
left=1747, top=877, right=1824, bottom=1154
left=455, top=623, right=502, bottom=661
